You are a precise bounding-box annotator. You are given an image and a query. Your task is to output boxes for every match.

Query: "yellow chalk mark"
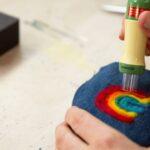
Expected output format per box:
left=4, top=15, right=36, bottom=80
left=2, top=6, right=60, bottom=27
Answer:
left=47, top=41, right=95, bottom=71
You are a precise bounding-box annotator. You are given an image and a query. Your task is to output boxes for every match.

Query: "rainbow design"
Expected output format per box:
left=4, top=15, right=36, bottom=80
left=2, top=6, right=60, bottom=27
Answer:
left=95, top=85, right=150, bottom=123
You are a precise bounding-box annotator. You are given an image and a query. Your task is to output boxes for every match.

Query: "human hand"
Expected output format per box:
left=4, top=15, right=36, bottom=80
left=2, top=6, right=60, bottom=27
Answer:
left=119, top=11, right=150, bottom=55
left=55, top=107, right=146, bottom=150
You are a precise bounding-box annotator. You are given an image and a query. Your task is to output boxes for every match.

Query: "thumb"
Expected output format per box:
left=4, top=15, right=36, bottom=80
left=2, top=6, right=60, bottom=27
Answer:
left=139, top=11, right=150, bottom=37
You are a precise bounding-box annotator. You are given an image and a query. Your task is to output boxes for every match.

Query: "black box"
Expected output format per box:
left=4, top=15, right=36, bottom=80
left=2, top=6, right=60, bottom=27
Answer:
left=0, top=12, right=19, bottom=55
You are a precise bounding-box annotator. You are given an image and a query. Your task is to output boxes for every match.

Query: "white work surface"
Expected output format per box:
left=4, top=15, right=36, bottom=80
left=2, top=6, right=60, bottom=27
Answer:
left=0, top=0, right=150, bottom=150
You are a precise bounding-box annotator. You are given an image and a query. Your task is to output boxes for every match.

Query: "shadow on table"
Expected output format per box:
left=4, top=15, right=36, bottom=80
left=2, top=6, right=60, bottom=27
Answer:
left=0, top=45, right=22, bottom=77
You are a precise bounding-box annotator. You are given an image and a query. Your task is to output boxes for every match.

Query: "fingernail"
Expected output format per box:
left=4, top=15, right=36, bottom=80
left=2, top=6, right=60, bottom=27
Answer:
left=119, top=30, right=124, bottom=40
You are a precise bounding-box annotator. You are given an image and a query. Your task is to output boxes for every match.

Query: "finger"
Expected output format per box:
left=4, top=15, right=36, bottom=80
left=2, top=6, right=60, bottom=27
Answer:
left=65, top=107, right=120, bottom=144
left=119, top=27, right=125, bottom=40
left=139, top=11, right=150, bottom=37
left=145, top=48, right=150, bottom=56
left=148, top=38, right=150, bottom=48
left=146, top=39, right=150, bottom=56
left=119, top=18, right=125, bottom=40
left=55, top=122, right=87, bottom=150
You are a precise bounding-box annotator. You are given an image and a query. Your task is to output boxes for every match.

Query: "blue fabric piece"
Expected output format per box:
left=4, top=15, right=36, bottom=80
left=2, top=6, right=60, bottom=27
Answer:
left=72, top=62, right=150, bottom=147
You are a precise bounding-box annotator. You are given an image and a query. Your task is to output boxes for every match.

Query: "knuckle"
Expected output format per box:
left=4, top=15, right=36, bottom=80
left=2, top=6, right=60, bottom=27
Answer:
left=55, top=124, right=66, bottom=146
left=95, top=131, right=121, bottom=149
left=103, top=135, right=115, bottom=148
left=66, top=107, right=85, bottom=129
left=55, top=124, right=63, bottom=136
left=72, top=111, right=84, bottom=126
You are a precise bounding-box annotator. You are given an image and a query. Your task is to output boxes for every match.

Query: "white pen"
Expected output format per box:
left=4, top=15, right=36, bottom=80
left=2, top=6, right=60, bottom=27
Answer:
left=102, top=5, right=126, bottom=14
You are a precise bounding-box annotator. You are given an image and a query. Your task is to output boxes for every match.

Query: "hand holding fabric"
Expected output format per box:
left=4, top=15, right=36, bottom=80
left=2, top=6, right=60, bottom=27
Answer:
left=55, top=107, right=147, bottom=150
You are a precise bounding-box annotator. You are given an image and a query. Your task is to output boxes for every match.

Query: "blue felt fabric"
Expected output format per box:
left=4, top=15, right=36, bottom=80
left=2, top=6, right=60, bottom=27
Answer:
left=72, top=62, right=150, bottom=147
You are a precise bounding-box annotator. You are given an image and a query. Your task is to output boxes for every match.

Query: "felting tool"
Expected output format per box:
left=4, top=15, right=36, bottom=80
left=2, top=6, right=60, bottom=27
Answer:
left=119, top=0, right=150, bottom=91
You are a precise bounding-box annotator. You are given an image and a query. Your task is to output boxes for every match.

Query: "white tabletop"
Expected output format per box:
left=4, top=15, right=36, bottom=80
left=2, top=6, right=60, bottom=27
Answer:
left=0, top=0, right=149, bottom=150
